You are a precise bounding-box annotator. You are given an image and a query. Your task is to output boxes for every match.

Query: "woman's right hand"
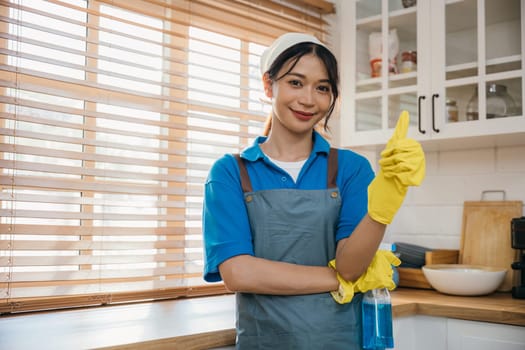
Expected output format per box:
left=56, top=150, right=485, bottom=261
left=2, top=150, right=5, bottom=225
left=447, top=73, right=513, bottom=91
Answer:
left=367, top=111, right=425, bottom=224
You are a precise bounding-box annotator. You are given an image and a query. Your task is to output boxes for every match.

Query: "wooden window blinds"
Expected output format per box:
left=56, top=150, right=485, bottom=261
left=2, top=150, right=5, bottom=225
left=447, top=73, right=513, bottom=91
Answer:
left=0, top=0, right=332, bottom=313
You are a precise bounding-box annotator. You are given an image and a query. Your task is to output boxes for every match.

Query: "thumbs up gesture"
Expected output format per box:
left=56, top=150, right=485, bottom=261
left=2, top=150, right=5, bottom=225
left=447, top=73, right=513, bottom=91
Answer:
left=368, top=111, right=426, bottom=224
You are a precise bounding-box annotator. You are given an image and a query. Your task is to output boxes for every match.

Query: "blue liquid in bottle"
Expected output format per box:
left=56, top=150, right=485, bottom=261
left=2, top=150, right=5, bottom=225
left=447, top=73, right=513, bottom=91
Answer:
left=362, top=288, right=394, bottom=350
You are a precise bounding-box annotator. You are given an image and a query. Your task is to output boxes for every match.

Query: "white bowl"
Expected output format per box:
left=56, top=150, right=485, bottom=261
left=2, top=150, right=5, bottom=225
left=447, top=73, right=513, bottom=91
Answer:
left=422, top=264, right=507, bottom=296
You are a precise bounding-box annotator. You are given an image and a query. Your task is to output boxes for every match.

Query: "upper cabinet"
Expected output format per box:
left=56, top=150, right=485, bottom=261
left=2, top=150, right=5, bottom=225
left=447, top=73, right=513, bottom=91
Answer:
left=338, top=0, right=524, bottom=150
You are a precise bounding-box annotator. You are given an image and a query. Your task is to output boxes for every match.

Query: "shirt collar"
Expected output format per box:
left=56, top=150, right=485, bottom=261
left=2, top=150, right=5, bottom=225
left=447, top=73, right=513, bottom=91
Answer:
left=240, top=130, right=331, bottom=162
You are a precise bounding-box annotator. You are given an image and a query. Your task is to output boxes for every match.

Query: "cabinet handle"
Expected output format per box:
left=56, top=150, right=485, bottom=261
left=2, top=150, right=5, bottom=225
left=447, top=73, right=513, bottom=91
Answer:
left=432, top=93, right=440, bottom=133
left=418, top=95, right=426, bottom=134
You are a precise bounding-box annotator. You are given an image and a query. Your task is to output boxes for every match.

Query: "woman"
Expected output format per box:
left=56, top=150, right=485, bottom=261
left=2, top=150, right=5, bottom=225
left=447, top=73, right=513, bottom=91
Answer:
left=202, top=32, right=424, bottom=349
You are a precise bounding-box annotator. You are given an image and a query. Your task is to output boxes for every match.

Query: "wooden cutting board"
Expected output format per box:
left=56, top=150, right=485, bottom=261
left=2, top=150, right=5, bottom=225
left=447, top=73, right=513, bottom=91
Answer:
left=460, top=200, right=523, bottom=292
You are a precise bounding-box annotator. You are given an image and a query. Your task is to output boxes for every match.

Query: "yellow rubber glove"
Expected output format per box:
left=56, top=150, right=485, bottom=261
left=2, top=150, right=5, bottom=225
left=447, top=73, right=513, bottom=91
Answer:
left=328, top=259, right=356, bottom=304
left=354, top=250, right=401, bottom=293
left=368, top=111, right=426, bottom=224
left=328, top=250, right=401, bottom=304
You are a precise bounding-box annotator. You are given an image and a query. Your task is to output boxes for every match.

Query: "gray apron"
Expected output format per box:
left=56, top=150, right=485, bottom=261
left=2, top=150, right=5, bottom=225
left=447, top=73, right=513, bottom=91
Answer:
left=234, top=149, right=363, bottom=350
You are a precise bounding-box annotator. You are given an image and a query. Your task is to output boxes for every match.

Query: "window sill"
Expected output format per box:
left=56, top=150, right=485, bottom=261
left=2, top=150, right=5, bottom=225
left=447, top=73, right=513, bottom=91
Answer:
left=1, top=288, right=523, bottom=349
left=0, top=294, right=236, bottom=350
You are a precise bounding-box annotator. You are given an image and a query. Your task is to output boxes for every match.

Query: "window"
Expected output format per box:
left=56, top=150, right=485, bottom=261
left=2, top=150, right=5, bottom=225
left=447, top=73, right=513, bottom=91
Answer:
left=0, top=0, right=330, bottom=313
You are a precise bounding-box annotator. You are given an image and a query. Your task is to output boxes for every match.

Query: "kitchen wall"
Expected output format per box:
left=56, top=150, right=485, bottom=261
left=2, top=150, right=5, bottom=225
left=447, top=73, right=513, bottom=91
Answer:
left=326, top=0, right=525, bottom=250
left=384, top=145, right=525, bottom=249
left=330, top=142, right=525, bottom=251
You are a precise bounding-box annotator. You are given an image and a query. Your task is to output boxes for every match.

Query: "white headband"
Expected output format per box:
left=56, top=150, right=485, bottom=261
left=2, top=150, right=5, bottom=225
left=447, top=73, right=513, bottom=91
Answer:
left=259, top=32, right=327, bottom=75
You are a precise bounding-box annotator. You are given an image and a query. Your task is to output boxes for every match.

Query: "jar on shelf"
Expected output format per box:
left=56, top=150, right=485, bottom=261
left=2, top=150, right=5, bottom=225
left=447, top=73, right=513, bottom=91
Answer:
left=446, top=99, right=459, bottom=122
left=466, top=83, right=517, bottom=120
left=486, top=83, right=516, bottom=118
left=370, top=58, right=398, bottom=77
left=400, top=51, right=417, bottom=73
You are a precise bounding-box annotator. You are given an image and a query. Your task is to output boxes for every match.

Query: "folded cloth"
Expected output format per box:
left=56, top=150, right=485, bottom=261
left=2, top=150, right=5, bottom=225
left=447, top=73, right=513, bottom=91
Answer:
left=328, top=250, right=401, bottom=304
left=394, top=242, right=432, bottom=268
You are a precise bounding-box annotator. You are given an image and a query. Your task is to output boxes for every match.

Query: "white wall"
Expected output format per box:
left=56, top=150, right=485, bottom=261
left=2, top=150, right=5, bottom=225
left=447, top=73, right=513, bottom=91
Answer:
left=385, top=145, right=525, bottom=249
left=339, top=145, right=525, bottom=250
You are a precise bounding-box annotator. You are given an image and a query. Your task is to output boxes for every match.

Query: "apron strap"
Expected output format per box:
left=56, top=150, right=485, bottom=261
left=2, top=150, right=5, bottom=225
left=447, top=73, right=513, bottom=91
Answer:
left=234, top=154, right=253, bottom=193
left=234, top=148, right=338, bottom=193
left=327, top=148, right=338, bottom=189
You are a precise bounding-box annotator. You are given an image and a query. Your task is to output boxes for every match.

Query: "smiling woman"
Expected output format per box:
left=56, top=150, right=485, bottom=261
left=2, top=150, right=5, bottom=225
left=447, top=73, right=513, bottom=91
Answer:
left=0, top=0, right=332, bottom=314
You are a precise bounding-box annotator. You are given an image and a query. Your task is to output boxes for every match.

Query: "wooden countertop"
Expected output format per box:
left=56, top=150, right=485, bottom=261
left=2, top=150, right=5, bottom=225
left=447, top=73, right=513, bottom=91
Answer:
left=391, top=288, right=525, bottom=326
left=0, top=288, right=523, bottom=350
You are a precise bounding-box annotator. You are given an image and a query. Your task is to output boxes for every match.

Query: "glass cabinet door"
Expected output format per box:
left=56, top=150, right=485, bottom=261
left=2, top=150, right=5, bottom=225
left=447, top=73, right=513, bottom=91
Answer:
left=442, top=0, right=478, bottom=126
left=355, top=0, right=382, bottom=131
left=484, top=0, right=522, bottom=119
left=443, top=0, right=523, bottom=125
left=354, top=0, right=419, bottom=133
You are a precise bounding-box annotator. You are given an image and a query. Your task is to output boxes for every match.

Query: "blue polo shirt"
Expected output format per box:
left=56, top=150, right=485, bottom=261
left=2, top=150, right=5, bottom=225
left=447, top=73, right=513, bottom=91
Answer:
left=202, top=131, right=374, bottom=282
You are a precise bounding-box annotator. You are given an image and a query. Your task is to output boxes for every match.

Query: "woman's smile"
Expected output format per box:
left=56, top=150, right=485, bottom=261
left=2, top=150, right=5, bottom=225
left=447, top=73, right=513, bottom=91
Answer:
left=292, top=109, right=316, bottom=121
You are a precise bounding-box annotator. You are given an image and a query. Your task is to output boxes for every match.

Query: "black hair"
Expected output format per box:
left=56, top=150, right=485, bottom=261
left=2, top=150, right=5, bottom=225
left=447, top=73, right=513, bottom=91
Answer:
left=265, top=41, right=339, bottom=131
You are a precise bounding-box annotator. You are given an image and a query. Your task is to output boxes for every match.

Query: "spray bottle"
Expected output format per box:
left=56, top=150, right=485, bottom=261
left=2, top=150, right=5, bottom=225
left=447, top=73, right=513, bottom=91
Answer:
left=361, top=243, right=396, bottom=350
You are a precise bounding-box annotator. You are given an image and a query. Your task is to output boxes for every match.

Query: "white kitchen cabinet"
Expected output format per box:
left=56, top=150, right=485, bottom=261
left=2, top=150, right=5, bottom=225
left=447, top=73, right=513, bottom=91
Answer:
left=447, top=318, right=525, bottom=350
left=393, top=315, right=447, bottom=350
left=338, top=0, right=524, bottom=150
left=393, top=315, right=525, bottom=350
